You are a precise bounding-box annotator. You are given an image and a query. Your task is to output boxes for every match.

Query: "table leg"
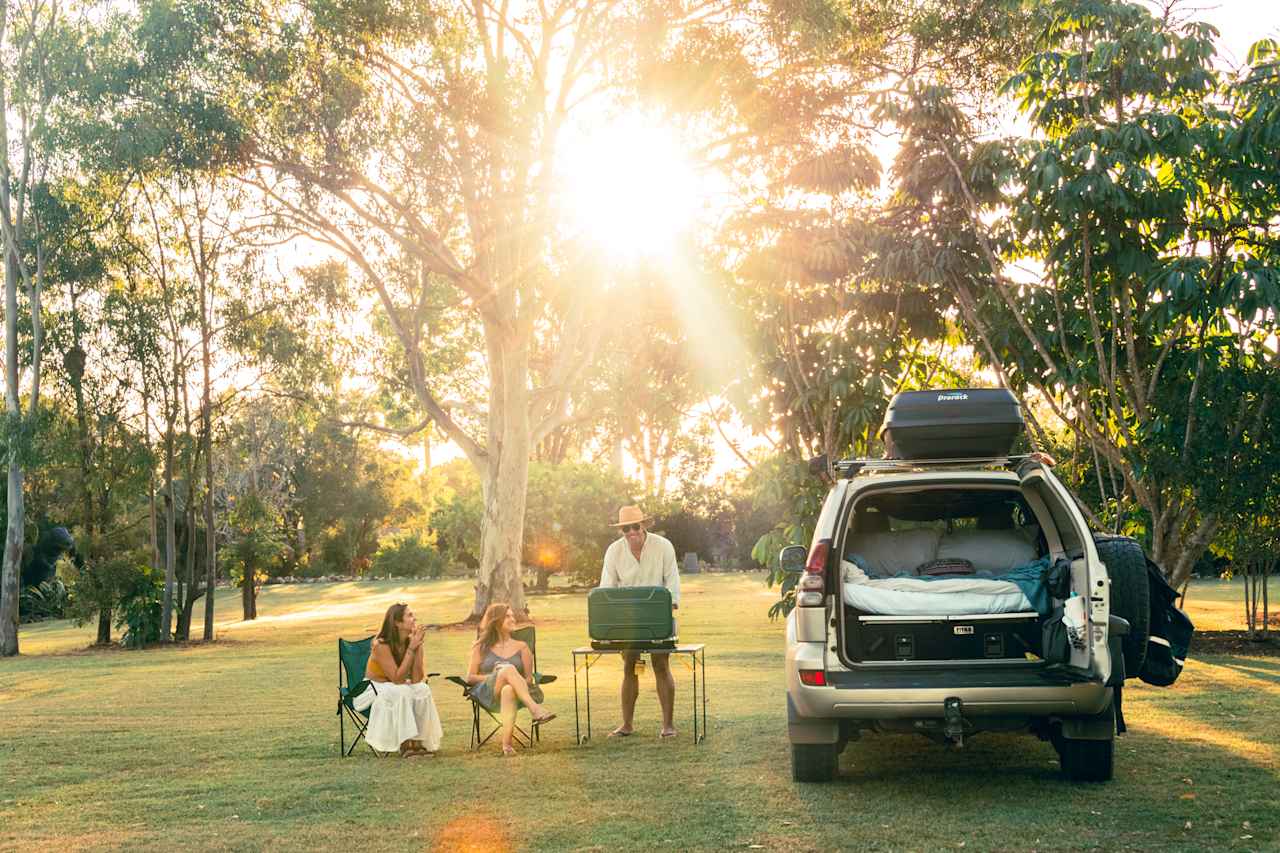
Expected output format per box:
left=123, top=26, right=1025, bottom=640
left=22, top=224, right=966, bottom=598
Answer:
left=573, top=652, right=581, bottom=745
left=584, top=651, right=592, bottom=743
left=691, top=650, right=697, bottom=744
left=701, top=648, right=707, bottom=743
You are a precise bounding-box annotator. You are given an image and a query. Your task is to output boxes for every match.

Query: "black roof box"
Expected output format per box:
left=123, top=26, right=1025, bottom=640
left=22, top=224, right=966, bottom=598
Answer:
left=881, top=388, right=1024, bottom=460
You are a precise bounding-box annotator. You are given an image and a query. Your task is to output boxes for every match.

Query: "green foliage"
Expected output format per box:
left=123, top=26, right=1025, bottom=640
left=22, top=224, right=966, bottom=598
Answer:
left=876, top=0, right=1280, bottom=581
left=370, top=534, right=443, bottom=579
left=18, top=577, right=69, bottom=623
left=117, top=566, right=164, bottom=649
left=66, top=546, right=152, bottom=630
left=430, top=461, right=635, bottom=586
left=746, top=456, right=827, bottom=620
left=222, top=494, right=285, bottom=588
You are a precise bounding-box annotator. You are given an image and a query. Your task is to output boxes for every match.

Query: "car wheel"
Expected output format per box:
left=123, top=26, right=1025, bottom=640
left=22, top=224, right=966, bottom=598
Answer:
left=791, top=742, right=839, bottom=782
left=1094, top=534, right=1150, bottom=675
left=1056, top=733, right=1115, bottom=782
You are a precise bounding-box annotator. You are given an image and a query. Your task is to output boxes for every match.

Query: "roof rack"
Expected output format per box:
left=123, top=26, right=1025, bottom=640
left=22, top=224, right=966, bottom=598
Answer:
left=835, top=455, right=1033, bottom=478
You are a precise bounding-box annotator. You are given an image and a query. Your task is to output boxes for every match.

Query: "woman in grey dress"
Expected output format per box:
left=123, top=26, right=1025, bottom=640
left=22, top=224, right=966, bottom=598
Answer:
left=465, top=603, right=556, bottom=755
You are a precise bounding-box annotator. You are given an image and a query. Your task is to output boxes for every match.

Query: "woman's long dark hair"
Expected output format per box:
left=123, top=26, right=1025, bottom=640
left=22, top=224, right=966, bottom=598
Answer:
left=377, top=603, right=410, bottom=666
left=475, top=603, right=510, bottom=653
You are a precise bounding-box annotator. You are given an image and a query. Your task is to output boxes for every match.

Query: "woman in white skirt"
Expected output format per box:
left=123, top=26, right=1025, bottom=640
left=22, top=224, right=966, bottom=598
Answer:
left=354, top=603, right=443, bottom=757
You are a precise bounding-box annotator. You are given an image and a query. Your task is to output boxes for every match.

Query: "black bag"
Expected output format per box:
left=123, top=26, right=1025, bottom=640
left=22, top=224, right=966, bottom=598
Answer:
left=1138, top=558, right=1194, bottom=687
left=1041, top=557, right=1073, bottom=600
left=1041, top=605, right=1071, bottom=664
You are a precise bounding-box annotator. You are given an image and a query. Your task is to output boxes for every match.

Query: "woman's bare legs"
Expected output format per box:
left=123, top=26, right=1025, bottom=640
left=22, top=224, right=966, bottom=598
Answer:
left=499, top=684, right=518, bottom=753
left=494, top=667, right=548, bottom=718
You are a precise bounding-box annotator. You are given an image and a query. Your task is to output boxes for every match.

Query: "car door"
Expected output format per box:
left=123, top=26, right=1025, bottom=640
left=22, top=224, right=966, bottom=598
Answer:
left=1018, top=461, right=1112, bottom=682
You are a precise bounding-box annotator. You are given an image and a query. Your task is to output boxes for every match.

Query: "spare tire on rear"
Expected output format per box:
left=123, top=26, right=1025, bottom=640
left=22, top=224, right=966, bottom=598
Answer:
left=1094, top=535, right=1150, bottom=676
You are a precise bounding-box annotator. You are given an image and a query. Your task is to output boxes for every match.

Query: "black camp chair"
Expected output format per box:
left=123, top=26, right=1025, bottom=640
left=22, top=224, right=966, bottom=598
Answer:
left=337, top=635, right=439, bottom=758
left=447, top=625, right=557, bottom=750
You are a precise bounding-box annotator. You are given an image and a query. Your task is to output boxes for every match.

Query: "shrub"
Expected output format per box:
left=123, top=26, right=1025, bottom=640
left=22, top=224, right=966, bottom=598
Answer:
left=19, top=577, right=69, bottom=623
left=114, top=562, right=164, bottom=649
left=371, top=534, right=444, bottom=578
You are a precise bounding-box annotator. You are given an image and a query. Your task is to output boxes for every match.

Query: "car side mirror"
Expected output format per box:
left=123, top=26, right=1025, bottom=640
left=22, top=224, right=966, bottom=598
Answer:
left=779, top=545, right=807, bottom=573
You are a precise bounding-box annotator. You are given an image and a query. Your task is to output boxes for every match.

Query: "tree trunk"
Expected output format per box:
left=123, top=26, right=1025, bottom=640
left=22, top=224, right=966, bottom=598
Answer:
left=242, top=565, right=257, bottom=620
left=161, top=414, right=177, bottom=641
left=1264, top=564, right=1270, bottom=636
left=176, top=527, right=201, bottom=642
left=1, top=251, right=23, bottom=656
left=468, top=340, right=531, bottom=621
left=1, top=461, right=23, bottom=656
left=67, top=313, right=105, bottom=645
left=200, top=271, right=216, bottom=641
left=94, top=608, right=111, bottom=645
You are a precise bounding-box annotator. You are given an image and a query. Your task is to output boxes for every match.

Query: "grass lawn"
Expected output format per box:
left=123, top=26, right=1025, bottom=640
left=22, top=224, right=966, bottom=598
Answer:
left=1, top=574, right=1277, bottom=852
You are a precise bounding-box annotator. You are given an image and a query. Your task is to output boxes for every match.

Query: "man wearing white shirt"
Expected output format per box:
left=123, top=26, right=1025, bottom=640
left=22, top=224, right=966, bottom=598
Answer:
left=599, top=505, right=680, bottom=738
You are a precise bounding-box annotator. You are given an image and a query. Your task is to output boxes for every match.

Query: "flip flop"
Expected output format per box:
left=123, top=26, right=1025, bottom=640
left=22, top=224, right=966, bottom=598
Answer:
left=533, top=712, right=557, bottom=724
left=502, top=745, right=517, bottom=757
left=659, top=730, right=678, bottom=739
left=608, top=727, right=634, bottom=738
left=401, top=747, right=435, bottom=758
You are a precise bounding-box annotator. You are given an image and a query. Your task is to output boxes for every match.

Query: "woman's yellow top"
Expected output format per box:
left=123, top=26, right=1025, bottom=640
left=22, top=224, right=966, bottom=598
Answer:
left=366, top=642, right=395, bottom=681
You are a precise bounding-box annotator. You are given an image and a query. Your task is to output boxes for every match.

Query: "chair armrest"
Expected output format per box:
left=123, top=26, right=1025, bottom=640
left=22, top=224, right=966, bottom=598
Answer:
left=445, top=675, right=472, bottom=692
left=427, top=672, right=441, bottom=678
left=533, top=673, right=557, bottom=685
left=338, top=679, right=372, bottom=713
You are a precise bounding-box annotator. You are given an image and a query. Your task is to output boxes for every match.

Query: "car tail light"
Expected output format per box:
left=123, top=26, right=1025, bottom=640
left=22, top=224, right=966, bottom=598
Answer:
left=798, top=669, right=827, bottom=686
left=805, top=539, right=831, bottom=575
left=797, top=539, right=830, bottom=606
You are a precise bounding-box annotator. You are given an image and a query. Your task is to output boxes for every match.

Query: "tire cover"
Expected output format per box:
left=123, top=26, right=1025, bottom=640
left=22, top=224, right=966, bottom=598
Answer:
left=1094, top=535, right=1151, bottom=675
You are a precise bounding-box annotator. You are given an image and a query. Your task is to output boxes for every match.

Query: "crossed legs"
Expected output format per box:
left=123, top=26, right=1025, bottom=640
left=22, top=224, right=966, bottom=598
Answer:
left=614, top=652, right=676, bottom=737
left=492, top=666, right=549, bottom=753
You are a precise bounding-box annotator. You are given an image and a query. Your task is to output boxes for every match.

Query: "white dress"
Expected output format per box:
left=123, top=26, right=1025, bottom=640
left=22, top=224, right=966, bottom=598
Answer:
left=354, top=680, right=444, bottom=753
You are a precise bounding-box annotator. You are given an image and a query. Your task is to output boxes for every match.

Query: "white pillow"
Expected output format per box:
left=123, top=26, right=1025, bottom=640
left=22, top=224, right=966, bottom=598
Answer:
left=937, top=529, right=1037, bottom=573
left=846, top=528, right=941, bottom=576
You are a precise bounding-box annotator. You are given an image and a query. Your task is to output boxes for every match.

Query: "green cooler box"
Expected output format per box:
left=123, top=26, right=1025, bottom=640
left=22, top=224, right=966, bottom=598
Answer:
left=588, top=586, right=677, bottom=650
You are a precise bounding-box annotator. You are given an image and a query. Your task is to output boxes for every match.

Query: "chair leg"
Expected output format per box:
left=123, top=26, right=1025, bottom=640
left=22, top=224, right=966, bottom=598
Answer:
left=340, top=704, right=346, bottom=757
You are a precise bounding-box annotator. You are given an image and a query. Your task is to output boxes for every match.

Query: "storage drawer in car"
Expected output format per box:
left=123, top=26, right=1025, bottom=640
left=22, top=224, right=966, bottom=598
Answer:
left=851, top=611, right=1041, bottom=662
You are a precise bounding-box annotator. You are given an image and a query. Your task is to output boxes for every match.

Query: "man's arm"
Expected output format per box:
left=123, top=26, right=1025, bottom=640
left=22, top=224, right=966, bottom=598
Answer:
left=600, top=540, right=619, bottom=588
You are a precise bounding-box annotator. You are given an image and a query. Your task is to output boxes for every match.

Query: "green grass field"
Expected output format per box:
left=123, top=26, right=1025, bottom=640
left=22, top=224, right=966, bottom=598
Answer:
left=1, top=574, right=1277, bottom=852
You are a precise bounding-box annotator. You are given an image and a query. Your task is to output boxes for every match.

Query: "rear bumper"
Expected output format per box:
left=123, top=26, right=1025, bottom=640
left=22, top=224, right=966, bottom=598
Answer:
left=786, top=640, right=1110, bottom=742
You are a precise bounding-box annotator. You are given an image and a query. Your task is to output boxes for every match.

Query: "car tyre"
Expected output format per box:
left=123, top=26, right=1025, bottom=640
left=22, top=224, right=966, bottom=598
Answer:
left=1094, top=534, right=1150, bottom=675
left=791, top=742, right=838, bottom=782
left=1056, top=734, right=1114, bottom=782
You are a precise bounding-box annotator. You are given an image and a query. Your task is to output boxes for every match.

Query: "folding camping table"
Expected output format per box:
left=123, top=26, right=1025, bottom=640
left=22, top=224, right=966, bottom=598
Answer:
left=570, top=644, right=707, bottom=745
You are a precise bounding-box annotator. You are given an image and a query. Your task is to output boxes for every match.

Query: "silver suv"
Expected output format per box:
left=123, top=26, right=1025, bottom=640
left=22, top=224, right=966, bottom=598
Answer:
left=782, top=427, right=1141, bottom=782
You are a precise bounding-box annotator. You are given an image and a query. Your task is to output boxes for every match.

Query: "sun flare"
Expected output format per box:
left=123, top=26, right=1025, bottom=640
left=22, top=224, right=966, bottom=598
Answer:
left=560, top=116, right=704, bottom=259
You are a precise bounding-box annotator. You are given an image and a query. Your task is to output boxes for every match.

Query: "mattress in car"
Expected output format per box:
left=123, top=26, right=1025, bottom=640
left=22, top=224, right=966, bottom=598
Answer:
left=840, top=559, right=1033, bottom=616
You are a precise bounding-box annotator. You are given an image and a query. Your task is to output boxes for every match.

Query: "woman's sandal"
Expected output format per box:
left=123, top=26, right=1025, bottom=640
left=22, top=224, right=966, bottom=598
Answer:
left=400, top=744, right=435, bottom=758
left=502, top=745, right=517, bottom=757
left=532, top=711, right=557, bottom=724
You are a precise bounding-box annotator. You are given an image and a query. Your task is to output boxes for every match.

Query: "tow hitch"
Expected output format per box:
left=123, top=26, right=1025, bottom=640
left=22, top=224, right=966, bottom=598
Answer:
left=943, top=697, right=965, bottom=747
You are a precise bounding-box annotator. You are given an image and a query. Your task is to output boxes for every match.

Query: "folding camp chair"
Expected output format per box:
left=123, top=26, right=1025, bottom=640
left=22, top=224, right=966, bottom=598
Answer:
left=338, top=636, right=381, bottom=757
left=337, top=635, right=439, bottom=758
left=448, top=625, right=558, bottom=751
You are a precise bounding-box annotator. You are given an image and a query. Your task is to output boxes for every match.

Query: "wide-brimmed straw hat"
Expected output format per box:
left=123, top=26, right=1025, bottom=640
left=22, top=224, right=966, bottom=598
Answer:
left=609, top=505, right=653, bottom=528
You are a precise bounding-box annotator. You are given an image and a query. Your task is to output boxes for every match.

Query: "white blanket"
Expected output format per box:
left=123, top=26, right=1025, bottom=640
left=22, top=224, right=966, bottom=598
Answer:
left=841, top=560, right=1032, bottom=616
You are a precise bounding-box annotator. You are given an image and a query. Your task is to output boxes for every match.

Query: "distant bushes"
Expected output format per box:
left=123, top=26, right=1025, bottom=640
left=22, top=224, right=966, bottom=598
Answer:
left=371, top=534, right=445, bottom=579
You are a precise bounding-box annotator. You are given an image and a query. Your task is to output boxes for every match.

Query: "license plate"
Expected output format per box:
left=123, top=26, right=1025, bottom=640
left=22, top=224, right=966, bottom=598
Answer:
left=953, top=626, right=974, bottom=635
